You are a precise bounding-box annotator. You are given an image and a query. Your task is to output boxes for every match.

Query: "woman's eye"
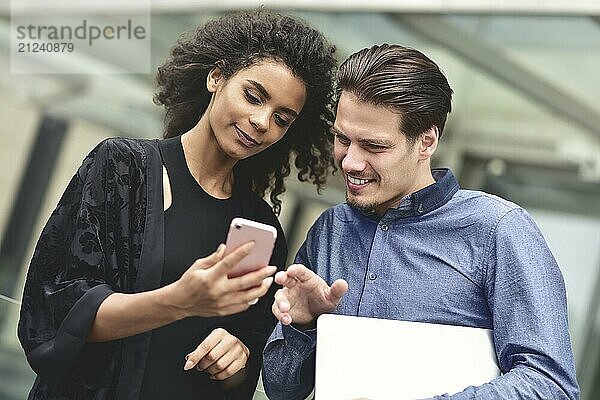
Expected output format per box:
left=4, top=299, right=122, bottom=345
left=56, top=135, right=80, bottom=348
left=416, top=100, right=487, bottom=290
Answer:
left=244, top=89, right=261, bottom=104
left=336, top=134, right=350, bottom=145
left=274, top=114, right=291, bottom=127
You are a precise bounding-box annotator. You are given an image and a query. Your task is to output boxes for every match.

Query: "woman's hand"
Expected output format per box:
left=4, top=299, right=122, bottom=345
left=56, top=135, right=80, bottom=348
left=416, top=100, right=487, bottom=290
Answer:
left=184, top=328, right=249, bottom=380
left=168, top=242, right=276, bottom=318
left=88, top=243, right=275, bottom=343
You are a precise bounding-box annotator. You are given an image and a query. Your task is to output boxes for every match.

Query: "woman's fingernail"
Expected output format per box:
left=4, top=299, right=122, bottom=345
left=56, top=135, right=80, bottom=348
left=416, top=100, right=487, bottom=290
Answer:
left=267, top=266, right=277, bottom=274
left=184, top=359, right=195, bottom=370
left=264, top=277, right=274, bottom=286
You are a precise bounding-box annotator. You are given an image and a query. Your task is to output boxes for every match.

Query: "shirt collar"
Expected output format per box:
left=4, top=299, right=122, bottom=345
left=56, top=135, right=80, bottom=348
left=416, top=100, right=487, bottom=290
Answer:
left=358, top=168, right=459, bottom=221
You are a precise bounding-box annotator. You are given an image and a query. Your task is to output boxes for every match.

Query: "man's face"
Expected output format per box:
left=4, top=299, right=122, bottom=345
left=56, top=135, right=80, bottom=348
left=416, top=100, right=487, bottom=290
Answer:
left=333, top=91, right=424, bottom=216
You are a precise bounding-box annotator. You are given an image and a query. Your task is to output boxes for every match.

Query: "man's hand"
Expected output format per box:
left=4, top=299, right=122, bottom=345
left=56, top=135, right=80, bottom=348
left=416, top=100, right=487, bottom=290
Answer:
left=184, top=328, right=249, bottom=380
left=272, top=264, right=348, bottom=327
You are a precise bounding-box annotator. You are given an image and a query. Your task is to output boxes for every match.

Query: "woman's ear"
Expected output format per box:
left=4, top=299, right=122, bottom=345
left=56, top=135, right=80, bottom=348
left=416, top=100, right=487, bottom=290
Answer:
left=206, top=67, right=224, bottom=93
left=419, top=126, right=438, bottom=160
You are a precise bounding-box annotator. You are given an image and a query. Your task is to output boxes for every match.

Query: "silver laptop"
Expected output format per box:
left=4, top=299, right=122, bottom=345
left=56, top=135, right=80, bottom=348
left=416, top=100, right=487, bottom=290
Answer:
left=315, top=314, right=500, bottom=400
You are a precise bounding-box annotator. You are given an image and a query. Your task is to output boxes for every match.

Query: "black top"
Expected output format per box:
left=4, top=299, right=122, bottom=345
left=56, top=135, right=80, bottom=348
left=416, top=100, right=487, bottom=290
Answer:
left=140, top=136, right=263, bottom=399
left=18, top=137, right=286, bottom=399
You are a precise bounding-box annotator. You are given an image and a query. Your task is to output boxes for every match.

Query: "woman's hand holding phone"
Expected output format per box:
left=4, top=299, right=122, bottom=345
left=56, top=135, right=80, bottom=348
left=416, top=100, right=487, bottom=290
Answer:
left=167, top=242, right=276, bottom=318
left=88, top=242, right=275, bottom=343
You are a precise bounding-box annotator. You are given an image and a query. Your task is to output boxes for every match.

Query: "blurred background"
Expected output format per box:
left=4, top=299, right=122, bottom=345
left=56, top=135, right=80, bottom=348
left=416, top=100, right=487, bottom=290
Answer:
left=0, top=0, right=599, bottom=398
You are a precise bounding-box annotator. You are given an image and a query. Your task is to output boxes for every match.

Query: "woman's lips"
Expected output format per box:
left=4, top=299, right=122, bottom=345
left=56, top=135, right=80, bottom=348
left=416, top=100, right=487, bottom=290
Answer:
left=235, top=126, right=260, bottom=148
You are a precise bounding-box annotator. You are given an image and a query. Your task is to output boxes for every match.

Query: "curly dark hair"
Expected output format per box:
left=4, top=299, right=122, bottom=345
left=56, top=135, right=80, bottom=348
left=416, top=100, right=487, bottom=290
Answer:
left=154, top=9, right=337, bottom=214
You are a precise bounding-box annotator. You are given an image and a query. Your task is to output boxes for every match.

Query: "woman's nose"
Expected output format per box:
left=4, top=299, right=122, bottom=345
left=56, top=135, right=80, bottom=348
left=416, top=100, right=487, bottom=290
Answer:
left=250, top=110, right=269, bottom=133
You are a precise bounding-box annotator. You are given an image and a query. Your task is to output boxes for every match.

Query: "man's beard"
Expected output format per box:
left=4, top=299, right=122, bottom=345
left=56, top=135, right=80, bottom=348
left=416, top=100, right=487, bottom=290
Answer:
left=346, top=192, right=377, bottom=215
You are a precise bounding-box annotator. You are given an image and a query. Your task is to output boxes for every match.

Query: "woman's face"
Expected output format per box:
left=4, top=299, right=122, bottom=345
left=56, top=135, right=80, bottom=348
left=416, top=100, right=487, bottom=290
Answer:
left=206, top=60, right=307, bottom=160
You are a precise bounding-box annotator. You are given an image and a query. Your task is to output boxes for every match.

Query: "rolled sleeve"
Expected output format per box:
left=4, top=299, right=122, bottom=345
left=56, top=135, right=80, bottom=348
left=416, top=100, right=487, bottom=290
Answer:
left=26, top=284, right=114, bottom=385
left=262, top=322, right=317, bottom=400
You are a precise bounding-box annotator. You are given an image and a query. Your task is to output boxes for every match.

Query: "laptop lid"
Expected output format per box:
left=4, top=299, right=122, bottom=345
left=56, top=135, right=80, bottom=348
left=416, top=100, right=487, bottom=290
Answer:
left=315, top=314, right=500, bottom=400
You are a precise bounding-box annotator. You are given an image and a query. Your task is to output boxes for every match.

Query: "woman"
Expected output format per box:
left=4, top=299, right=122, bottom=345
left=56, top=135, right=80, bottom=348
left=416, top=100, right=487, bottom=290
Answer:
left=18, top=9, right=336, bottom=399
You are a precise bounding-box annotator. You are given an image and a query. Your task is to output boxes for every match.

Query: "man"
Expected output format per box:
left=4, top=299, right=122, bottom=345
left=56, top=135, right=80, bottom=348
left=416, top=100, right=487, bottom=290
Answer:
left=262, top=44, right=579, bottom=399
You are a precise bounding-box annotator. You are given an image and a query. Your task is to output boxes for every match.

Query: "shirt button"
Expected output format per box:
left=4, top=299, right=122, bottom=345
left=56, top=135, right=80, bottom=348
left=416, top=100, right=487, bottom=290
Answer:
left=380, top=224, right=389, bottom=231
left=368, top=272, right=377, bottom=280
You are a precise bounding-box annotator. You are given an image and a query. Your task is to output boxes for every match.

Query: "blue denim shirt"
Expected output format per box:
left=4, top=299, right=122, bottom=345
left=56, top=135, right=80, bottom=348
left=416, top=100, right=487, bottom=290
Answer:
left=263, top=169, right=579, bottom=400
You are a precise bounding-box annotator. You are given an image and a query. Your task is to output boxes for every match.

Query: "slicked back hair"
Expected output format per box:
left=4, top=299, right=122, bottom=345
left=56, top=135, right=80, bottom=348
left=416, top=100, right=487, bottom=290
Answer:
left=336, top=44, right=453, bottom=142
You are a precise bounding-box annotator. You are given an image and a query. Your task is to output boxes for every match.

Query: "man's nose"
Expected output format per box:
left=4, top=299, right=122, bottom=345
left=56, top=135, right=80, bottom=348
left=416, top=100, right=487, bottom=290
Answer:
left=341, top=145, right=367, bottom=173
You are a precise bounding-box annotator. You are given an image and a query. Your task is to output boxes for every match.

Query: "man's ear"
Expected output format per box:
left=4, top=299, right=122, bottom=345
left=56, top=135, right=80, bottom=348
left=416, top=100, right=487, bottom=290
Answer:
left=206, top=67, right=224, bottom=93
left=419, top=126, right=438, bottom=160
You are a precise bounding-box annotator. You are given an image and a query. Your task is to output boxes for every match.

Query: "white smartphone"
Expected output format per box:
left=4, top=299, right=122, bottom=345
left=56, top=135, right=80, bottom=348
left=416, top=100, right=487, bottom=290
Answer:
left=224, top=217, right=277, bottom=278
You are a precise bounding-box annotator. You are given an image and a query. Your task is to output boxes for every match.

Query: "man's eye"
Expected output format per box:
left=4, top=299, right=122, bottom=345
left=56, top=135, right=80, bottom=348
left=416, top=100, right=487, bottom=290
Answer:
left=367, top=144, right=386, bottom=151
left=244, top=89, right=261, bottom=104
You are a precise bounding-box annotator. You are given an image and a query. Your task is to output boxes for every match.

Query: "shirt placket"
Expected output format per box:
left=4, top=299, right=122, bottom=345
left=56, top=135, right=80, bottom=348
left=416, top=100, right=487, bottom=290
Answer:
left=357, top=217, right=391, bottom=317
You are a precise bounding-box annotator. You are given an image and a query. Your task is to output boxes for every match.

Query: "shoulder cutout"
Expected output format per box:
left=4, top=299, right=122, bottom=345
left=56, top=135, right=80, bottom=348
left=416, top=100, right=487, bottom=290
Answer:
left=163, top=165, right=172, bottom=211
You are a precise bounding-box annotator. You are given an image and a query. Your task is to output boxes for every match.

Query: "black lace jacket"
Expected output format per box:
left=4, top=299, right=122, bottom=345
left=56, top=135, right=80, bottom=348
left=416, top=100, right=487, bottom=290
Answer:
left=18, top=138, right=286, bottom=399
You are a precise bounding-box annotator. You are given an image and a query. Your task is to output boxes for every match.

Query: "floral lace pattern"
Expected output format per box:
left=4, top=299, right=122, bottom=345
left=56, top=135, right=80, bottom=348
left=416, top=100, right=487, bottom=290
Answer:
left=19, top=138, right=148, bottom=398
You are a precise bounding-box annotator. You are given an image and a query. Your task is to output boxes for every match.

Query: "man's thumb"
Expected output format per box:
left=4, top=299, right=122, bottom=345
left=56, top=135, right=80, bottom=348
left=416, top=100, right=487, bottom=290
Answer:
left=329, top=279, right=349, bottom=303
